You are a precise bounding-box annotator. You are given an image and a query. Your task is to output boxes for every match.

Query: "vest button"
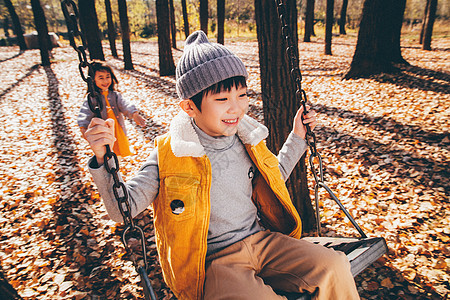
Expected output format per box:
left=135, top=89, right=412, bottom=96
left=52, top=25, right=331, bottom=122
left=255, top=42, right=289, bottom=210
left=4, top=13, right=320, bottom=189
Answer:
left=170, top=199, right=185, bottom=215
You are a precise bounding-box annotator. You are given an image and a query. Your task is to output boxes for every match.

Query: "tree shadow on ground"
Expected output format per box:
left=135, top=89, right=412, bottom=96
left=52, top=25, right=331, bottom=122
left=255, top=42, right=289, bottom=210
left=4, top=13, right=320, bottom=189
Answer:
left=312, top=103, right=448, bottom=145
left=0, top=64, right=39, bottom=100
left=0, top=51, right=24, bottom=63
left=401, top=44, right=450, bottom=52
left=248, top=101, right=449, bottom=196
left=354, top=258, right=444, bottom=299
left=111, top=59, right=178, bottom=99
left=44, top=65, right=167, bottom=299
left=43, top=65, right=129, bottom=298
left=369, top=64, right=450, bottom=94
left=0, top=264, right=22, bottom=300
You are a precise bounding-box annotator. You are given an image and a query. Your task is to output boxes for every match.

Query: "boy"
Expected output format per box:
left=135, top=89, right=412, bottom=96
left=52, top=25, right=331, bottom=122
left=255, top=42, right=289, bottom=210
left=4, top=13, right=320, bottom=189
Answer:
left=85, top=31, right=359, bottom=299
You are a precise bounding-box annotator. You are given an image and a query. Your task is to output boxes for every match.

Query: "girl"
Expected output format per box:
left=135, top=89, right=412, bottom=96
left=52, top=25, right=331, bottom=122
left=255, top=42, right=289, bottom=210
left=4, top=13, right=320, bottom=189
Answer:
left=77, top=60, right=146, bottom=157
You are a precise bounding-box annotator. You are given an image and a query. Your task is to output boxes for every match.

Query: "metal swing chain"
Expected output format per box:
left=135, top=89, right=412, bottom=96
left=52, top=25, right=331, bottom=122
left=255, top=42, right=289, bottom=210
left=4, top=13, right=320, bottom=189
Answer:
left=60, top=1, right=157, bottom=299
left=274, top=0, right=366, bottom=238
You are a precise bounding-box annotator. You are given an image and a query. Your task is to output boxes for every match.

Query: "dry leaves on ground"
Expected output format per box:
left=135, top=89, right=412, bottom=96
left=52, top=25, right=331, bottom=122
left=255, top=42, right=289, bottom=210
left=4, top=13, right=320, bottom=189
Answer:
left=0, top=35, right=448, bottom=300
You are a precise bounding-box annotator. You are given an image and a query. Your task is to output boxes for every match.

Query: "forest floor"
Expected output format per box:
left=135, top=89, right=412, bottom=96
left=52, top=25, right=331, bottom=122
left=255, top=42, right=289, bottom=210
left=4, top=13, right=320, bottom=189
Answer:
left=0, top=35, right=449, bottom=300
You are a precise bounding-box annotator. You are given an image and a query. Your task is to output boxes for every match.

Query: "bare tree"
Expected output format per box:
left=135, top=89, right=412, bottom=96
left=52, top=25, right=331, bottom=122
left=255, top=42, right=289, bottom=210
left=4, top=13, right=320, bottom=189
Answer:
left=30, top=0, right=50, bottom=65
left=181, top=0, right=190, bottom=38
left=255, top=0, right=316, bottom=232
left=422, top=0, right=437, bottom=50
left=339, top=0, right=348, bottom=35
left=389, top=0, right=408, bottom=64
left=304, top=0, right=315, bottom=42
left=117, top=0, right=133, bottom=69
left=419, top=0, right=429, bottom=44
left=4, top=0, right=27, bottom=50
left=169, top=0, right=177, bottom=48
left=324, top=0, right=334, bottom=55
left=344, top=0, right=408, bottom=79
left=200, top=0, right=208, bottom=34
left=104, top=0, right=118, bottom=58
left=217, top=0, right=225, bottom=44
left=155, top=0, right=175, bottom=76
left=79, top=0, right=105, bottom=60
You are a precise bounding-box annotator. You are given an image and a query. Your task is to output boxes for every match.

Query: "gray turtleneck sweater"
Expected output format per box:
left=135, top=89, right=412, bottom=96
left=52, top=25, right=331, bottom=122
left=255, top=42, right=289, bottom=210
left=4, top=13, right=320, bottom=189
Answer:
left=89, top=118, right=307, bottom=255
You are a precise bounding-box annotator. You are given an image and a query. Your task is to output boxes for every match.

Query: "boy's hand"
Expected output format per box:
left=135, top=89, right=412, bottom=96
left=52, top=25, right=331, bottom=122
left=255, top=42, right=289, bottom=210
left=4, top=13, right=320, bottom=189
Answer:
left=85, top=118, right=116, bottom=165
left=133, top=112, right=147, bottom=127
left=293, top=105, right=317, bottom=139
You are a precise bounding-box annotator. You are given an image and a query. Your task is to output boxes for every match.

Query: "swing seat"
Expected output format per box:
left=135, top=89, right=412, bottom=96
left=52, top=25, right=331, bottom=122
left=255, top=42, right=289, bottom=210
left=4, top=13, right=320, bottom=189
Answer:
left=277, top=236, right=388, bottom=300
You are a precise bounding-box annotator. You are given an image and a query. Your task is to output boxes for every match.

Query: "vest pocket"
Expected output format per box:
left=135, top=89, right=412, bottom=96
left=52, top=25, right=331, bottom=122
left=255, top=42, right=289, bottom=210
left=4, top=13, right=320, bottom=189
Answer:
left=162, top=175, right=200, bottom=221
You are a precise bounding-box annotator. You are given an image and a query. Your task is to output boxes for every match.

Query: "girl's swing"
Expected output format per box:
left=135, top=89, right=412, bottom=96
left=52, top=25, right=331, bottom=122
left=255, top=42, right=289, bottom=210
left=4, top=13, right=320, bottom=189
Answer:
left=273, top=0, right=387, bottom=298
left=60, top=1, right=156, bottom=299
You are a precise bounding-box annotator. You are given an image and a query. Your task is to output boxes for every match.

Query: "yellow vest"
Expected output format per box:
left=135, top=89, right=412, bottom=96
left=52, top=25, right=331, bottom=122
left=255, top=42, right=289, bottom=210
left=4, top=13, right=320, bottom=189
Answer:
left=153, top=134, right=302, bottom=299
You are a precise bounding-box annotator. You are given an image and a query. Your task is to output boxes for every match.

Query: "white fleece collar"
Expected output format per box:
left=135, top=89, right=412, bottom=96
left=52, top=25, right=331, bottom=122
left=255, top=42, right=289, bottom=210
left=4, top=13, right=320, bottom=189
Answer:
left=169, top=111, right=268, bottom=157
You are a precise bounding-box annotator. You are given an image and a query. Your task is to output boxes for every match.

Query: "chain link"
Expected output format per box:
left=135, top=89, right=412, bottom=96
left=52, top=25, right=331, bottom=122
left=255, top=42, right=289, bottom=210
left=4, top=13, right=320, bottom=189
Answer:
left=60, top=1, right=156, bottom=298
left=274, top=0, right=366, bottom=238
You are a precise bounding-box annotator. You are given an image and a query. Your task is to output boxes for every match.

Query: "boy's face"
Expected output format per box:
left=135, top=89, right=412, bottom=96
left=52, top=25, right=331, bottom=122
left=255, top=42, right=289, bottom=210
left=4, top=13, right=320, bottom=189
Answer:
left=188, top=85, right=249, bottom=137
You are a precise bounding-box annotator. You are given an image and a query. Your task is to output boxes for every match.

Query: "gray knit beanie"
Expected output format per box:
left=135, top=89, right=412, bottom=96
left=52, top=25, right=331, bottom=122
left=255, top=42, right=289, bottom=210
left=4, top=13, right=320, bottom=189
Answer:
left=176, top=30, right=248, bottom=100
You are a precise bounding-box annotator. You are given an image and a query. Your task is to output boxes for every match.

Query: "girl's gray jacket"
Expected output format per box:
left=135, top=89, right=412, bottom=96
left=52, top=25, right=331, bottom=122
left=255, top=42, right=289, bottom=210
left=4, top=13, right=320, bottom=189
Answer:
left=77, top=91, right=138, bottom=135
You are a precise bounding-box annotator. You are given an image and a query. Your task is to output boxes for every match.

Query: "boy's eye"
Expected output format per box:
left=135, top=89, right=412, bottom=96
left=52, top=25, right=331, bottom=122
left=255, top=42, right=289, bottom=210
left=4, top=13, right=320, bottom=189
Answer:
left=215, top=97, right=228, bottom=101
left=239, top=93, right=247, bottom=98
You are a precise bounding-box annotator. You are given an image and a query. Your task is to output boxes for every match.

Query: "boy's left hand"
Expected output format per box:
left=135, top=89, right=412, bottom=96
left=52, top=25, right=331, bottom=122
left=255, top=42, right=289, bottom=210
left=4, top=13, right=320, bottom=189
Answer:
left=293, top=105, right=317, bottom=139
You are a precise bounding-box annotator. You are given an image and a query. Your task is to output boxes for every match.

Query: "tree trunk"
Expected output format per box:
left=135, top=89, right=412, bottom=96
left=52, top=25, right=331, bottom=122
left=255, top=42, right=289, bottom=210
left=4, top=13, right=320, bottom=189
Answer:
left=117, top=0, right=133, bottom=69
left=422, top=0, right=437, bottom=51
left=339, top=0, right=348, bottom=35
left=389, top=0, right=408, bottom=64
left=30, top=0, right=50, bottom=65
left=105, top=0, right=118, bottom=58
left=200, top=0, right=208, bottom=35
left=3, top=18, right=10, bottom=38
left=255, top=0, right=316, bottom=233
left=324, top=0, right=334, bottom=55
left=217, top=0, right=225, bottom=44
left=169, top=0, right=177, bottom=48
left=419, top=0, right=429, bottom=44
left=79, top=0, right=105, bottom=60
left=181, top=0, right=190, bottom=38
left=304, top=0, right=315, bottom=42
left=344, top=0, right=408, bottom=79
left=4, top=0, right=27, bottom=50
left=156, top=0, right=175, bottom=76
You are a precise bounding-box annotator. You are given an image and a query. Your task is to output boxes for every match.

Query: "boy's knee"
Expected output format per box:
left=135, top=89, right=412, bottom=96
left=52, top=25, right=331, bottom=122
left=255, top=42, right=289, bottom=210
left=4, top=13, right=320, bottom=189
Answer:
left=317, top=247, right=351, bottom=274
left=325, top=249, right=352, bottom=276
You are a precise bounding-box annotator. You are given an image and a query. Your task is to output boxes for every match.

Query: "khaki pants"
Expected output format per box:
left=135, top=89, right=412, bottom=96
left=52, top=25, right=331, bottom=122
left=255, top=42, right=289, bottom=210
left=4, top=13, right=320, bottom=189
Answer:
left=204, top=230, right=359, bottom=300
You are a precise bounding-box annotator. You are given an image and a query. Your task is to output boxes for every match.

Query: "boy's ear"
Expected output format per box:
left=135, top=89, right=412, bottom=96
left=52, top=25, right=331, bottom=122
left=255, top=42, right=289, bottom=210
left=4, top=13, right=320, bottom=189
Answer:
left=179, top=99, right=198, bottom=117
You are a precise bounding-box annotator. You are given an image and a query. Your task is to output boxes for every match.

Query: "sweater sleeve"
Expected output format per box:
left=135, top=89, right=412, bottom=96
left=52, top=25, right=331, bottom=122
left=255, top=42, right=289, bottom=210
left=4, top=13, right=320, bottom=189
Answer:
left=115, top=92, right=138, bottom=119
left=88, top=148, right=160, bottom=222
left=277, top=132, right=308, bottom=181
left=77, top=97, right=96, bottom=129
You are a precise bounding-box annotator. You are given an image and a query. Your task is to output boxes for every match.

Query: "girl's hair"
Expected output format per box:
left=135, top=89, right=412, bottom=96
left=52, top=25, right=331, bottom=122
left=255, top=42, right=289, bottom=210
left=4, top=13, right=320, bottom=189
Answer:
left=90, top=60, right=119, bottom=92
left=190, top=76, right=247, bottom=111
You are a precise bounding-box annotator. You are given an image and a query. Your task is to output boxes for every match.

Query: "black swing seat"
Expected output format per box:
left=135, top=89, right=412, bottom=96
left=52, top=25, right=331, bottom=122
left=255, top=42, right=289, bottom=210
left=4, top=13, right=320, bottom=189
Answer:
left=277, top=236, right=388, bottom=300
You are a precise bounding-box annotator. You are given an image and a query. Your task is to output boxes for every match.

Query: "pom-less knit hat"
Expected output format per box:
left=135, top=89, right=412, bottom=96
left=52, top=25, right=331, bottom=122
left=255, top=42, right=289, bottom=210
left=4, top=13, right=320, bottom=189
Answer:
left=176, top=30, right=248, bottom=100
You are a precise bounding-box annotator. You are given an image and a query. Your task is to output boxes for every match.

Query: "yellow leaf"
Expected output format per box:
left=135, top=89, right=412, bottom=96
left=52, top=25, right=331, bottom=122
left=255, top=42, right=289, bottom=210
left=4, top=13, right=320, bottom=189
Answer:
left=381, top=278, right=394, bottom=289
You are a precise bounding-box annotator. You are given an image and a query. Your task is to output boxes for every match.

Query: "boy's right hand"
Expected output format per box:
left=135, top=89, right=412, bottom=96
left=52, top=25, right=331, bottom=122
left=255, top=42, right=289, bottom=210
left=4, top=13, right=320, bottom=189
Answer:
left=85, top=118, right=116, bottom=165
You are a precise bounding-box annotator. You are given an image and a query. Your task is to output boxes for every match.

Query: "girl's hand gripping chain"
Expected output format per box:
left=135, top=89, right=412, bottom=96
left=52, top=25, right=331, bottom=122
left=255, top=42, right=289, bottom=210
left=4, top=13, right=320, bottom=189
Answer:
left=292, top=105, right=317, bottom=139
left=85, top=117, right=116, bottom=165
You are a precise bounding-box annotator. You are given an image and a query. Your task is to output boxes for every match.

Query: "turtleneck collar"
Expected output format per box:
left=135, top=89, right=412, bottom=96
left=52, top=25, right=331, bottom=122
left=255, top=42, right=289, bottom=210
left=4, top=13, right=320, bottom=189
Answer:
left=191, top=118, right=237, bottom=152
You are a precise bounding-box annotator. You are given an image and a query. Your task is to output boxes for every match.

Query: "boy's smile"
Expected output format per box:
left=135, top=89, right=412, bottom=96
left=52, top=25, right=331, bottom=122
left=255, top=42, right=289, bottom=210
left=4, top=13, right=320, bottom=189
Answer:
left=186, top=85, right=249, bottom=137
